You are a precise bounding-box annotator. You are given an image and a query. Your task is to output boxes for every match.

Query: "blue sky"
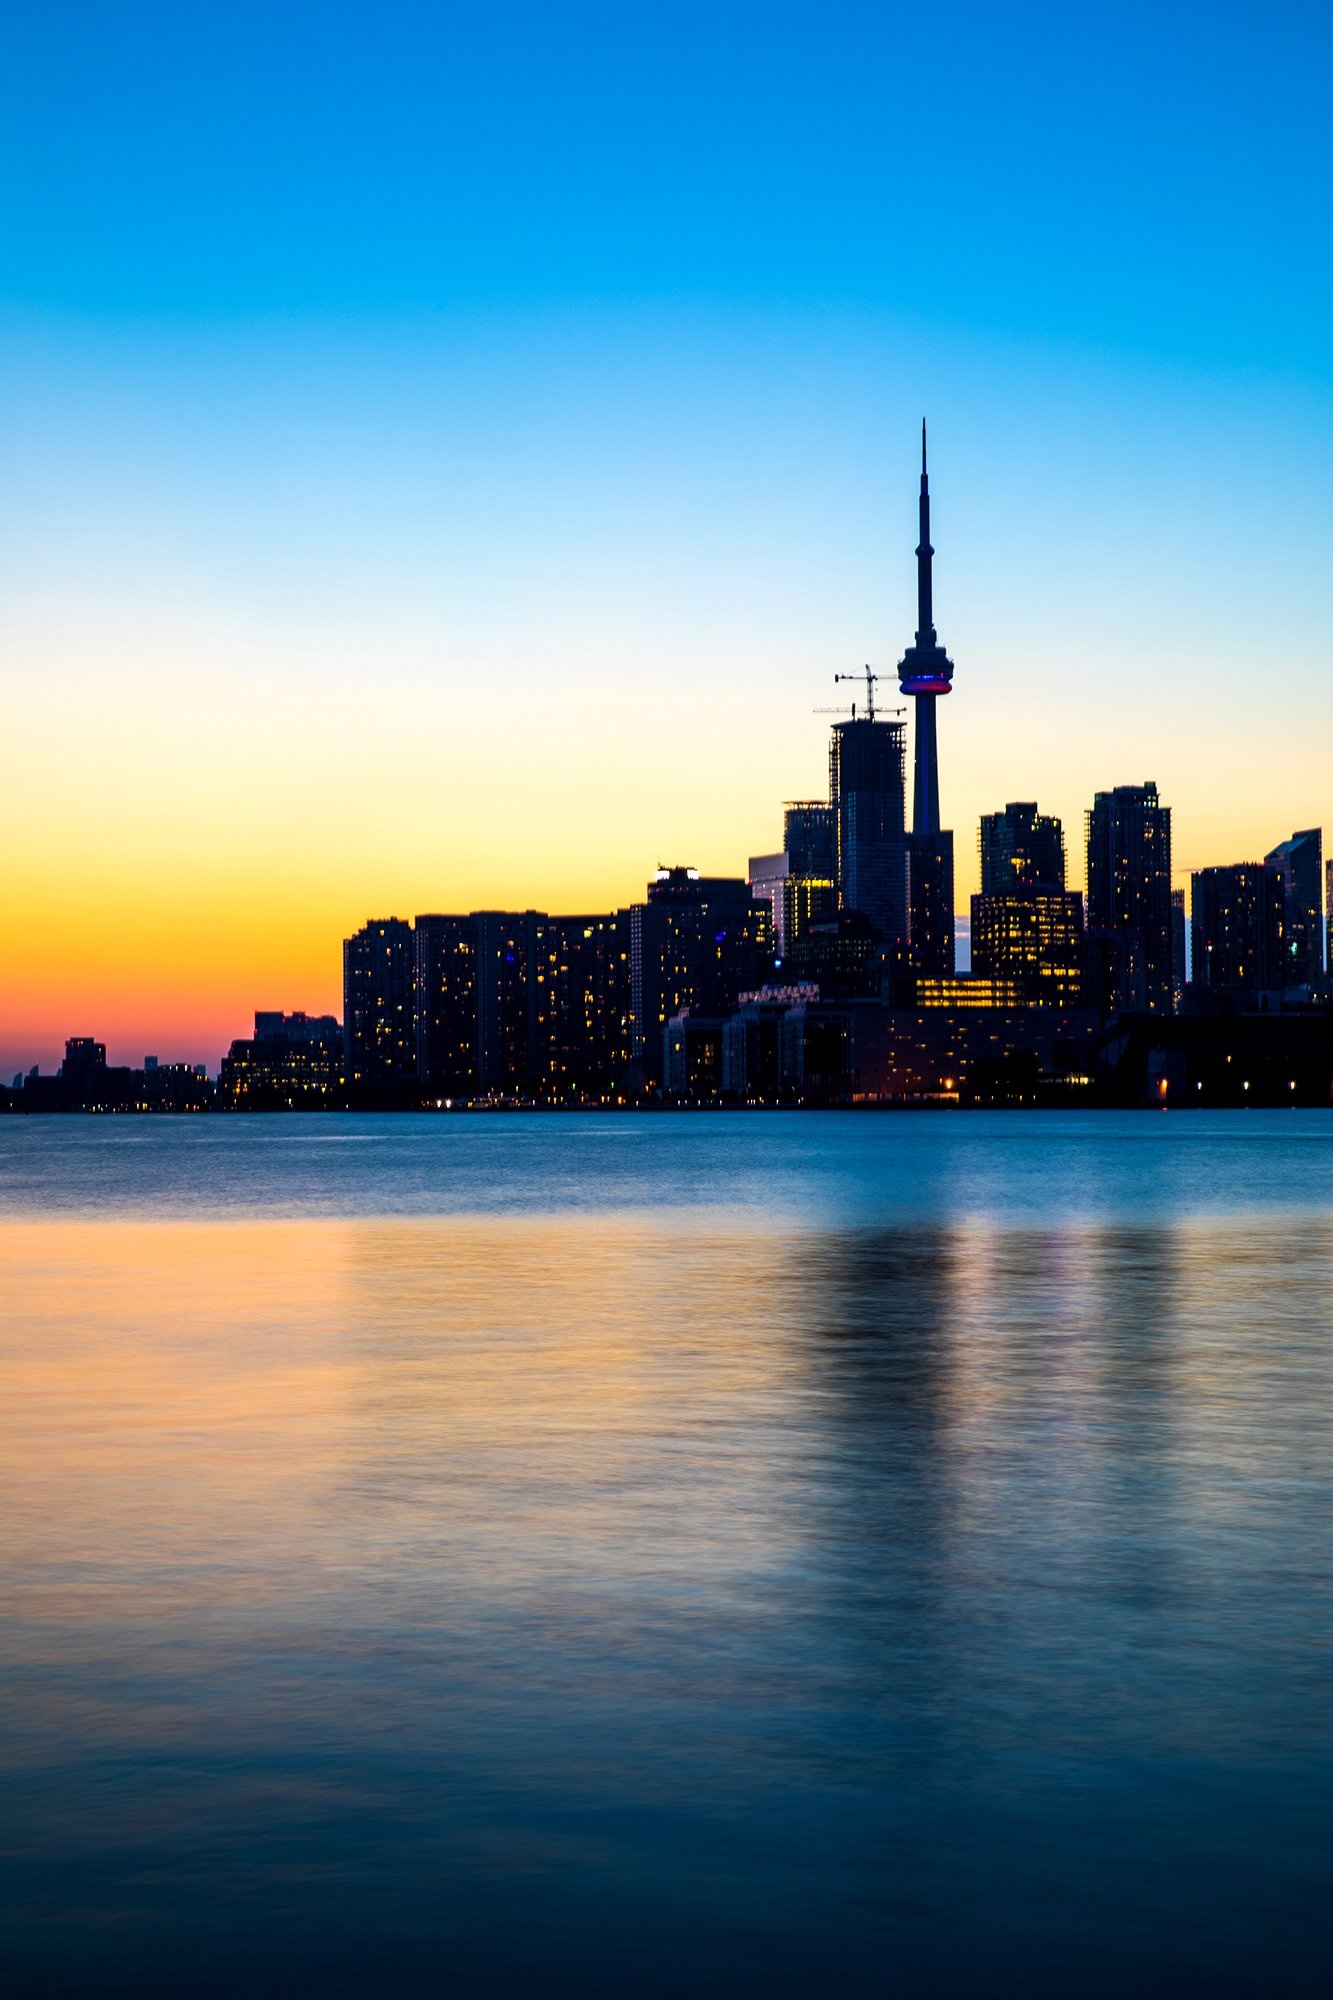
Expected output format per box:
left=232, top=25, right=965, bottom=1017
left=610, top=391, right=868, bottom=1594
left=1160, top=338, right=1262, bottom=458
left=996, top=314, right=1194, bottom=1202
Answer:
left=2, top=0, right=1331, bottom=1062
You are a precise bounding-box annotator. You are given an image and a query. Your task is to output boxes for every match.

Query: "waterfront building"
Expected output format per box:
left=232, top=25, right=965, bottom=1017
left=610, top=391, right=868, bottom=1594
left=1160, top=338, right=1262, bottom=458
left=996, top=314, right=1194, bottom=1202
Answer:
left=1190, top=864, right=1284, bottom=1002
left=415, top=915, right=480, bottom=1096
left=1085, top=782, right=1174, bottom=1014
left=472, top=910, right=540, bottom=1095
left=219, top=1011, right=343, bottom=1109
left=531, top=912, right=633, bottom=1099
left=896, top=424, right=956, bottom=979
left=343, top=918, right=416, bottom=1092
left=1264, top=828, right=1324, bottom=989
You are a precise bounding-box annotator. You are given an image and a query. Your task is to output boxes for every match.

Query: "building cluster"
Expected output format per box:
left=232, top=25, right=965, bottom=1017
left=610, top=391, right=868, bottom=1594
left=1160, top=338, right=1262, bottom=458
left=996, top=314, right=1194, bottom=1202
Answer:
left=8, top=435, right=1333, bottom=1113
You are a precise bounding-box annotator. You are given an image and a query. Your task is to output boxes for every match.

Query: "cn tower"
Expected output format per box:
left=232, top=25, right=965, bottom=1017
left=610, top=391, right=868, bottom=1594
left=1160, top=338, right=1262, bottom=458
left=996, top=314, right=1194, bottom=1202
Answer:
left=896, top=423, right=956, bottom=976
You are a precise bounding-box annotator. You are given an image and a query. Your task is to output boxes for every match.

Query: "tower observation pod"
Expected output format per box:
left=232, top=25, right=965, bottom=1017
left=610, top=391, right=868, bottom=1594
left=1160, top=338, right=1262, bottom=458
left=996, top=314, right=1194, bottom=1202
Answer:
left=896, top=423, right=956, bottom=979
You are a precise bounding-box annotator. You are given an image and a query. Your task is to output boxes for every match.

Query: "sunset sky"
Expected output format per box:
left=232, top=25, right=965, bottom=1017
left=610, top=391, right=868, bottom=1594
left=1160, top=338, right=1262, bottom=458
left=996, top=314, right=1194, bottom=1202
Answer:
left=3, top=0, right=1331, bottom=1074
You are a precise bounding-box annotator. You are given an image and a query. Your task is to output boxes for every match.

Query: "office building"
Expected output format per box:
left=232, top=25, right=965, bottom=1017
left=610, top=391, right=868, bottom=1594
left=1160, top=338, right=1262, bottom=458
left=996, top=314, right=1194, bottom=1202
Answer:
left=1191, top=865, right=1284, bottom=1002
left=1085, top=783, right=1174, bottom=1014
left=896, top=424, right=956, bottom=978
left=343, top=918, right=416, bottom=1092
left=1264, top=828, right=1323, bottom=989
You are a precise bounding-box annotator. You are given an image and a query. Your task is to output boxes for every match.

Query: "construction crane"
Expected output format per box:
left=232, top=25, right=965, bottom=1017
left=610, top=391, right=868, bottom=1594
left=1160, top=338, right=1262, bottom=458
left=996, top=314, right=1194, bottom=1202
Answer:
left=813, top=666, right=904, bottom=722
left=834, top=665, right=884, bottom=721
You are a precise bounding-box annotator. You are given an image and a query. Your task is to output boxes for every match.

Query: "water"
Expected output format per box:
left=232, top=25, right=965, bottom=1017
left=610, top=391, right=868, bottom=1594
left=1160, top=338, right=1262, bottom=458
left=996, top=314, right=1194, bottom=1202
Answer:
left=2, top=1112, right=1330, bottom=1995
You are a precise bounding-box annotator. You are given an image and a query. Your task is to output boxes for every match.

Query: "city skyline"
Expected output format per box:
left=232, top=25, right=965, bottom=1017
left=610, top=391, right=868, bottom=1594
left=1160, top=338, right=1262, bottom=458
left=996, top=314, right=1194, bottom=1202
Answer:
left=4, top=2, right=1332, bottom=1075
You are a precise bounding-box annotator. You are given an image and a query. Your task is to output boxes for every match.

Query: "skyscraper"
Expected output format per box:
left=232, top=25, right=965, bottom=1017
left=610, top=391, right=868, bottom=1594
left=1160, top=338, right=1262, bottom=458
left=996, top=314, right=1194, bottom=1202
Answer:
left=896, top=423, right=955, bottom=978
left=1263, top=828, right=1323, bottom=989
left=343, top=918, right=416, bottom=1091
left=1084, top=783, right=1174, bottom=1014
left=829, top=713, right=909, bottom=963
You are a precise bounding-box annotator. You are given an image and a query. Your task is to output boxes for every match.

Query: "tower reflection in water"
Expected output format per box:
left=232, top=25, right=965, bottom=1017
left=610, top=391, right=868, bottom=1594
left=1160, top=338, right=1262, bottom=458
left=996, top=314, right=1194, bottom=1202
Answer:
left=1, top=1205, right=1329, bottom=1996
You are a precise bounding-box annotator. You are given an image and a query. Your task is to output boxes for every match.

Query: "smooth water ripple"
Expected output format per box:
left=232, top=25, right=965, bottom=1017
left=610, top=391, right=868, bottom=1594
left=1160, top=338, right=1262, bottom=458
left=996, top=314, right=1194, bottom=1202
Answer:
left=1, top=1115, right=1330, bottom=1994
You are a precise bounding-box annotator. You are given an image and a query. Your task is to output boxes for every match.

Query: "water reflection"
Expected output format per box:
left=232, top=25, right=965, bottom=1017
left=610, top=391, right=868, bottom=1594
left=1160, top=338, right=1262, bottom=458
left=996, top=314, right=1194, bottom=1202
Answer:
left=1, top=1201, right=1331, bottom=1996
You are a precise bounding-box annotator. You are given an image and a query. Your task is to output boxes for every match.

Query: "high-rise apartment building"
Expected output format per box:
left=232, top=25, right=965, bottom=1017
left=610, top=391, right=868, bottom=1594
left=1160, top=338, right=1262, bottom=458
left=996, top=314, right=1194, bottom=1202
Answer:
left=415, top=915, right=480, bottom=1095
left=1085, top=783, right=1174, bottom=1014
left=1263, top=828, right=1323, bottom=988
left=1191, top=866, right=1284, bottom=1002
left=979, top=803, right=1066, bottom=893
left=343, top=918, right=416, bottom=1091
left=530, top=912, right=633, bottom=1099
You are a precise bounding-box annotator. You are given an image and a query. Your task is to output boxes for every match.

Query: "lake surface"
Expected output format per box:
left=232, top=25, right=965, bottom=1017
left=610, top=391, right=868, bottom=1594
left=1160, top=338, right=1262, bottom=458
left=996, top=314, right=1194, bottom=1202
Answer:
left=2, top=1112, right=1331, bottom=1995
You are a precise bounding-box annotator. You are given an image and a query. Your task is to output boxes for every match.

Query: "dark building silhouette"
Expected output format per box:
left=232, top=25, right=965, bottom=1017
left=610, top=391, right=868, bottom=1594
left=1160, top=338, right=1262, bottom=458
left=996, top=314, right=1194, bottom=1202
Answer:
left=1171, top=887, right=1189, bottom=1007
left=829, top=714, right=909, bottom=965
left=220, top=1011, right=343, bottom=1108
left=631, top=867, right=772, bottom=1087
left=19, top=1038, right=212, bottom=1113
left=787, top=910, right=882, bottom=998
left=1264, top=828, right=1323, bottom=989
left=1191, top=864, right=1283, bottom=1002
left=472, top=910, right=539, bottom=1095
left=896, top=424, right=956, bottom=979
left=1085, top=782, right=1174, bottom=1014
left=415, top=915, right=480, bottom=1095
left=343, top=918, right=416, bottom=1092
left=979, top=802, right=1066, bottom=893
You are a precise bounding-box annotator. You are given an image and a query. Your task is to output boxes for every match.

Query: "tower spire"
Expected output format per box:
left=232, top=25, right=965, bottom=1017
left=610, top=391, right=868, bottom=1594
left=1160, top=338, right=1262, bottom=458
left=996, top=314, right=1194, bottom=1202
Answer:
left=916, top=418, right=935, bottom=647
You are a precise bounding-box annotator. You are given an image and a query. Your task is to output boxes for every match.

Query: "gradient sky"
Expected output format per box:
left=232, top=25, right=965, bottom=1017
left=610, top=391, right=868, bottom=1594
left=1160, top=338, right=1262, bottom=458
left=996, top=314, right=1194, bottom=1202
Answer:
left=3, top=0, right=1331, bottom=1073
